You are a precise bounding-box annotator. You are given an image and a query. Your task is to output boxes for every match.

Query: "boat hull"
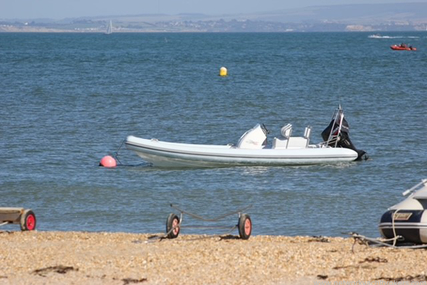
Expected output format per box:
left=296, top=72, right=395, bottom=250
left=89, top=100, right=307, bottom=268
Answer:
left=379, top=210, right=427, bottom=244
left=125, top=136, right=358, bottom=168
left=390, top=45, right=416, bottom=51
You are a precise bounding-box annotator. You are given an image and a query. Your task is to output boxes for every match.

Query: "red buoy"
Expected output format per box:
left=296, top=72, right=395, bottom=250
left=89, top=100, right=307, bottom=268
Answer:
left=99, top=155, right=117, bottom=168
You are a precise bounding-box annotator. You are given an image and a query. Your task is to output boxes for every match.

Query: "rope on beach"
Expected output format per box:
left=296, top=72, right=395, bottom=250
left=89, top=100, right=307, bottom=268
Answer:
left=146, top=225, right=240, bottom=243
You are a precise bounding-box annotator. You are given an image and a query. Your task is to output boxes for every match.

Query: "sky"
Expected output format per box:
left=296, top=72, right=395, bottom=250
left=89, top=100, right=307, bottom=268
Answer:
left=0, top=0, right=426, bottom=19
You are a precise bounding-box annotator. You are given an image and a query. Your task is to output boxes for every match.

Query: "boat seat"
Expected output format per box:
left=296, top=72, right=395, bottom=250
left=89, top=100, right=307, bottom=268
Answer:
left=287, top=137, right=309, bottom=149
left=272, top=138, right=288, bottom=149
left=281, top=124, right=292, bottom=138
left=273, top=125, right=311, bottom=149
left=272, top=124, right=292, bottom=149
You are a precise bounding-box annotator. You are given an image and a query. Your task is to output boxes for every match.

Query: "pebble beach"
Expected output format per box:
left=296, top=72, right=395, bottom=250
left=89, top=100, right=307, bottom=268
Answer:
left=1, top=231, right=427, bottom=284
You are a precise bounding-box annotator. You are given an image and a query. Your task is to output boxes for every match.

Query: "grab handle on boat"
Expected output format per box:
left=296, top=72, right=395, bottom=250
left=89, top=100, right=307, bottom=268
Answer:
left=280, top=124, right=292, bottom=138
left=402, top=179, right=427, bottom=196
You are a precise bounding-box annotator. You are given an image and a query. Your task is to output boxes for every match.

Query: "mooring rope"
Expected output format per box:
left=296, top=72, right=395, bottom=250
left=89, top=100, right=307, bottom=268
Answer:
left=112, top=139, right=126, bottom=165
left=347, top=232, right=427, bottom=249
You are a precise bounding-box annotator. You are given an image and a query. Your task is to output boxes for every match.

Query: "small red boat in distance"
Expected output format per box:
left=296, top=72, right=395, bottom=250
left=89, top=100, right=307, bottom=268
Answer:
left=391, top=43, right=417, bottom=51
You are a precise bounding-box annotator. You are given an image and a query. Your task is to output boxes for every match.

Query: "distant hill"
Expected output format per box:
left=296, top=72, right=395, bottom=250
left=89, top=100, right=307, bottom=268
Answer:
left=254, top=2, right=427, bottom=24
left=1, top=2, right=426, bottom=32
left=84, top=2, right=427, bottom=24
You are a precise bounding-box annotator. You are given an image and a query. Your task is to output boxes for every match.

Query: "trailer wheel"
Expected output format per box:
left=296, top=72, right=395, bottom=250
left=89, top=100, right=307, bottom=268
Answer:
left=20, top=209, right=36, bottom=231
left=238, top=214, right=252, bottom=240
left=166, top=213, right=180, bottom=239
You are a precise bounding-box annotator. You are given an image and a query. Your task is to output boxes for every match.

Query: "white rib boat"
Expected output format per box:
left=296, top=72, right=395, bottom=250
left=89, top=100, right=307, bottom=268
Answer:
left=125, top=106, right=366, bottom=168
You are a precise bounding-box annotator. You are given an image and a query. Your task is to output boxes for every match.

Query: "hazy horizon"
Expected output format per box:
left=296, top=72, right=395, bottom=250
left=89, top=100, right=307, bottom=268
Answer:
left=1, top=0, right=426, bottom=20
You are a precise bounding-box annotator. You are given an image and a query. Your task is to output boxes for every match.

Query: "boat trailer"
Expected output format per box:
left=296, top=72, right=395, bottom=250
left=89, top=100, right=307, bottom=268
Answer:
left=165, top=204, right=253, bottom=240
left=0, top=208, right=36, bottom=231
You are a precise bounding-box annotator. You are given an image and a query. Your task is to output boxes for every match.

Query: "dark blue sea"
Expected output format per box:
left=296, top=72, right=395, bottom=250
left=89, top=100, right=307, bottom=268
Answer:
left=1, top=32, right=426, bottom=238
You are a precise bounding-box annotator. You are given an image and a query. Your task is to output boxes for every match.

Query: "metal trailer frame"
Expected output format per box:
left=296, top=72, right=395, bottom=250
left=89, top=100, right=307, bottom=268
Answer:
left=165, top=204, right=253, bottom=240
left=0, top=208, right=37, bottom=231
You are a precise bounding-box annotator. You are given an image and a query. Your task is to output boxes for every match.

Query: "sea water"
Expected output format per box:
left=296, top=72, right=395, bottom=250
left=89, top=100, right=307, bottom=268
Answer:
left=1, top=32, right=426, bottom=237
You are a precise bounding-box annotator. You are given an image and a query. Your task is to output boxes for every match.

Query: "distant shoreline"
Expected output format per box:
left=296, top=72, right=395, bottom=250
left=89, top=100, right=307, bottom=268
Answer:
left=1, top=27, right=427, bottom=33
left=1, top=29, right=427, bottom=33
left=2, top=3, right=427, bottom=33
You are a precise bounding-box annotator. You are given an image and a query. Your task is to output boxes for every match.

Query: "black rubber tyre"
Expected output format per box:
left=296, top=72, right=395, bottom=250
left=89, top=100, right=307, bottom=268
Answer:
left=166, top=213, right=180, bottom=239
left=238, top=214, right=252, bottom=240
left=20, top=209, right=36, bottom=231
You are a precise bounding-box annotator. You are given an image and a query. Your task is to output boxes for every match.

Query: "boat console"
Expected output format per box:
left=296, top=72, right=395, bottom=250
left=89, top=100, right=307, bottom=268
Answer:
left=236, top=124, right=269, bottom=149
left=272, top=125, right=312, bottom=149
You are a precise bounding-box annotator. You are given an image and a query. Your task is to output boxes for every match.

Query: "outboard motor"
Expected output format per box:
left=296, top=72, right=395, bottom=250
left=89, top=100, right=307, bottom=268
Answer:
left=321, top=106, right=367, bottom=161
left=237, top=124, right=269, bottom=149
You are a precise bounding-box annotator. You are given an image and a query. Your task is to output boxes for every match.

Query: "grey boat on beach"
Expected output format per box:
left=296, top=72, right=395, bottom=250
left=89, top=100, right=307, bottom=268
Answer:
left=379, top=179, right=427, bottom=244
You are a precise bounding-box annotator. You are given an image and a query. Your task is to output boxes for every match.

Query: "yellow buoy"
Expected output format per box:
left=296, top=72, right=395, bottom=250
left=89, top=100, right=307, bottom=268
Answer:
left=219, top=67, right=228, bottom=77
